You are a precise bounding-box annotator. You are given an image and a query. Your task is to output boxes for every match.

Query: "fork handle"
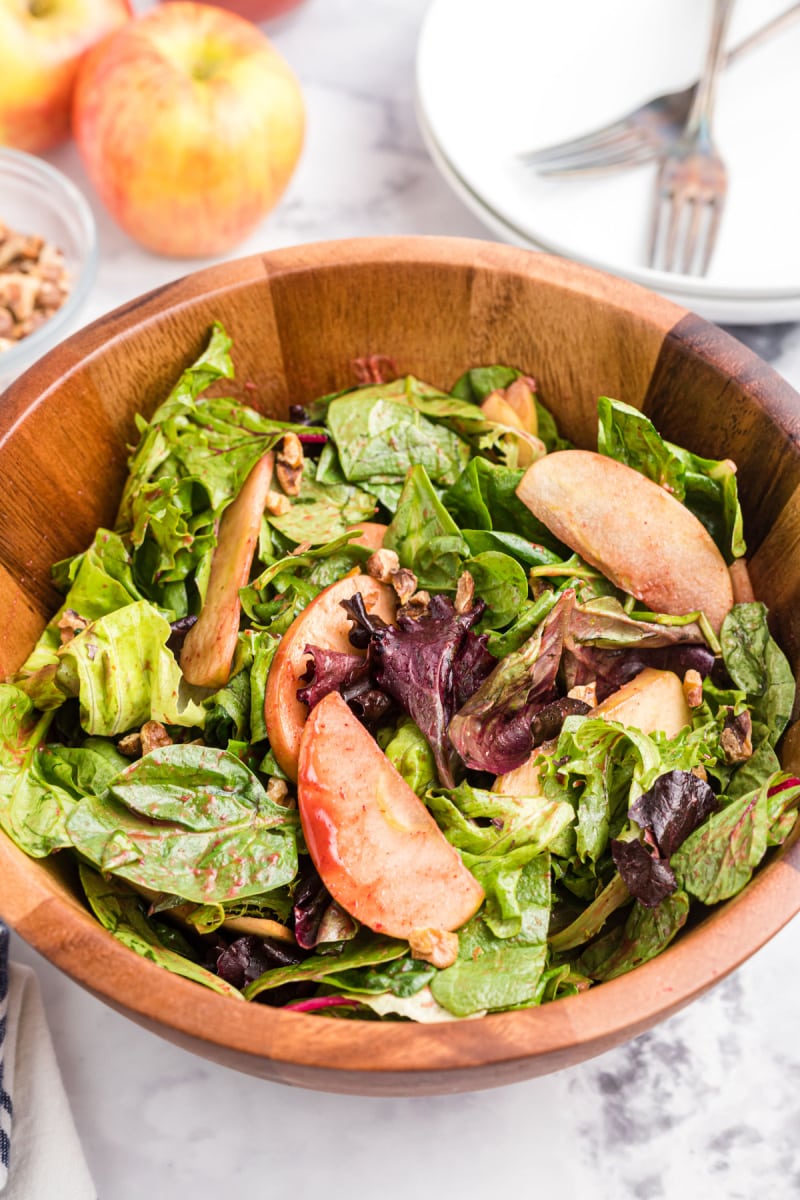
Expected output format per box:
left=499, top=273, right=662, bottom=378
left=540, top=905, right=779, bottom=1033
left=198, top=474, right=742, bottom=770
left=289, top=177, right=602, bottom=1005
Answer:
left=686, top=0, right=738, bottom=140
left=725, top=2, right=800, bottom=67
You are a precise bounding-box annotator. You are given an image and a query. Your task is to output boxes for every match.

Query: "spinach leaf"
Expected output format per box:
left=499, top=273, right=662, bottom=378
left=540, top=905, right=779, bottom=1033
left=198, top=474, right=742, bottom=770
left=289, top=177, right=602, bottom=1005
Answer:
left=267, top=476, right=377, bottom=546
left=462, top=528, right=562, bottom=571
left=0, top=684, right=76, bottom=857
left=203, top=630, right=278, bottom=746
left=326, top=392, right=470, bottom=490
left=720, top=603, right=794, bottom=745
left=79, top=864, right=244, bottom=999
left=443, top=457, right=562, bottom=548
left=56, top=602, right=206, bottom=736
left=379, top=717, right=437, bottom=796
left=67, top=744, right=298, bottom=904
left=577, top=890, right=690, bottom=981
left=243, top=932, right=408, bottom=1000
left=671, top=773, right=800, bottom=904
left=323, top=954, right=435, bottom=998
left=485, top=593, right=560, bottom=657
left=383, top=465, right=469, bottom=591
left=464, top=551, right=529, bottom=631
left=597, top=396, right=745, bottom=562
left=36, top=738, right=130, bottom=800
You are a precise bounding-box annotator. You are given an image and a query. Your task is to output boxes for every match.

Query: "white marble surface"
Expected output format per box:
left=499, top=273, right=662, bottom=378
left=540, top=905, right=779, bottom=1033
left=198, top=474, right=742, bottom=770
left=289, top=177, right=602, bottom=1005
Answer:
left=8, top=0, right=800, bottom=1197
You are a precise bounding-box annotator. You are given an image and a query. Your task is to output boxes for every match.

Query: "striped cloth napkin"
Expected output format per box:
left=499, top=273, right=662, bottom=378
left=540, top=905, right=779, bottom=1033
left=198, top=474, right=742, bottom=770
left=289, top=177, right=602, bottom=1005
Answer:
left=0, top=924, right=10, bottom=1192
left=0, top=921, right=95, bottom=1199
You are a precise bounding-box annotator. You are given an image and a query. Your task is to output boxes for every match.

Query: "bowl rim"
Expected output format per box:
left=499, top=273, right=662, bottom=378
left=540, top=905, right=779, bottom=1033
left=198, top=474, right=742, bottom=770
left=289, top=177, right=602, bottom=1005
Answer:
left=0, top=147, right=98, bottom=379
left=2, top=235, right=799, bottom=1087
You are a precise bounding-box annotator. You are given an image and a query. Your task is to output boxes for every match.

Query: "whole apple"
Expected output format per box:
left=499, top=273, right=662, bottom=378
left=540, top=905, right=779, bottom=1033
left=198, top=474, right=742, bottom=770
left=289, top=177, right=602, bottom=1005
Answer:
left=0, top=0, right=131, bottom=152
left=72, top=2, right=305, bottom=257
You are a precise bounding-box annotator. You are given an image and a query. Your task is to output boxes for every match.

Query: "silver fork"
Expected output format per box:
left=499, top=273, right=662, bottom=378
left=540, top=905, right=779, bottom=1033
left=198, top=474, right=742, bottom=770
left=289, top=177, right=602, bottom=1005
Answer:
left=648, top=0, right=735, bottom=275
left=518, top=4, right=800, bottom=176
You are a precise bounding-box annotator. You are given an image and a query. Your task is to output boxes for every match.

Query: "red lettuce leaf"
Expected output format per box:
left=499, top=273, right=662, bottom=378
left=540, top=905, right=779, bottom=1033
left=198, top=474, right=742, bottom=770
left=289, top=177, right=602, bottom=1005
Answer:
left=629, top=769, right=719, bottom=858
left=610, top=838, right=676, bottom=908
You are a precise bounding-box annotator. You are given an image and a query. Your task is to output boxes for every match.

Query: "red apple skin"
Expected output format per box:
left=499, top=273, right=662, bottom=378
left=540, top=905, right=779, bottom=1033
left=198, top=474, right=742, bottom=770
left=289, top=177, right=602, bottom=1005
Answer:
left=72, top=2, right=305, bottom=257
left=181, top=451, right=273, bottom=690
left=298, top=692, right=485, bottom=939
left=0, top=0, right=131, bottom=152
left=264, top=573, right=396, bottom=781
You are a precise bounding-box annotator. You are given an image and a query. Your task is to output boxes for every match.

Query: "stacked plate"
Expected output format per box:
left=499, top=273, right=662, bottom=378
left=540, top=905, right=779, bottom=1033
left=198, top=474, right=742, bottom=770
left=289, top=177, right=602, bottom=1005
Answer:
left=416, top=0, right=800, bottom=323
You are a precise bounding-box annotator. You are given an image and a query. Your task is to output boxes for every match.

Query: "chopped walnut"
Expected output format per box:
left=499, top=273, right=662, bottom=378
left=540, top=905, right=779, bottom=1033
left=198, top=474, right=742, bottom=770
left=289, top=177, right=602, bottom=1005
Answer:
left=265, top=489, right=291, bottom=516
left=0, top=221, right=71, bottom=352
left=276, top=432, right=304, bottom=496
left=568, top=681, right=597, bottom=707
left=691, top=764, right=709, bottom=783
left=399, top=590, right=431, bottom=619
left=57, top=608, right=89, bottom=645
left=117, top=732, right=142, bottom=758
left=266, top=777, right=291, bottom=806
left=390, top=567, right=418, bottom=605
left=408, top=927, right=459, bottom=969
left=683, top=669, right=704, bottom=708
left=140, top=721, right=172, bottom=755
left=454, top=570, right=475, bottom=614
left=721, top=709, right=753, bottom=764
left=366, top=547, right=400, bottom=583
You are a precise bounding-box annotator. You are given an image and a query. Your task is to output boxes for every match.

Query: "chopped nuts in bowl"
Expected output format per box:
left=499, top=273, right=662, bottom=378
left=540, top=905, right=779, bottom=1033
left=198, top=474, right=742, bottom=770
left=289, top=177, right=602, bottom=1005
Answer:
left=0, top=148, right=97, bottom=390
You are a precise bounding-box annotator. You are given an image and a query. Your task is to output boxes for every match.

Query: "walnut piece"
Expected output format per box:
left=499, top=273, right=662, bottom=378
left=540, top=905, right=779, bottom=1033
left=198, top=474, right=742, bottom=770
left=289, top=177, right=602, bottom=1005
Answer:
left=683, top=669, right=704, bottom=708
left=0, top=220, right=71, bottom=352
left=454, top=570, right=475, bottom=614
left=265, top=489, right=291, bottom=516
left=276, top=432, right=304, bottom=496
left=366, top=547, right=400, bottom=583
left=266, top=778, right=291, bottom=806
left=140, top=721, right=172, bottom=755
left=721, top=709, right=753, bottom=764
left=390, top=567, right=418, bottom=605
left=408, top=928, right=459, bottom=969
left=567, top=681, right=597, bottom=707
left=117, top=732, right=142, bottom=758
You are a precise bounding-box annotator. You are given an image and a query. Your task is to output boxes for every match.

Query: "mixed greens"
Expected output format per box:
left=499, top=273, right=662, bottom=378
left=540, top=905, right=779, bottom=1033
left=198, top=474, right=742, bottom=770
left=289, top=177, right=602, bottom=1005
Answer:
left=1, top=323, right=797, bottom=1020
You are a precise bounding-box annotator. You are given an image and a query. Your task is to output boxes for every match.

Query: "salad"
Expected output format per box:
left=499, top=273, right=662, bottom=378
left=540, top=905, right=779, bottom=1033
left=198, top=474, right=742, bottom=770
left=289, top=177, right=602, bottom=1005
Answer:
left=0, top=323, right=797, bottom=1022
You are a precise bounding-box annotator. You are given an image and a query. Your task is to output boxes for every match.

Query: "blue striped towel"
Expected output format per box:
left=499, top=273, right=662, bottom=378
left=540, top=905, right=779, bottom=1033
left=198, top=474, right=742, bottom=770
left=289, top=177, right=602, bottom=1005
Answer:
left=0, top=922, right=11, bottom=1191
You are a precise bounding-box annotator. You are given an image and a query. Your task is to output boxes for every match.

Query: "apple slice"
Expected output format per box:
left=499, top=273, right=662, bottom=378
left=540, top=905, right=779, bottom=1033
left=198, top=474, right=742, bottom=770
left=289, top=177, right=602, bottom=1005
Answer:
left=503, top=379, right=538, bottom=436
left=481, top=393, right=536, bottom=467
left=516, top=450, right=734, bottom=633
left=494, top=669, right=691, bottom=795
left=592, top=667, right=691, bottom=738
left=298, top=692, right=485, bottom=938
left=181, top=452, right=274, bottom=689
left=264, top=573, right=396, bottom=780
left=346, top=521, right=388, bottom=550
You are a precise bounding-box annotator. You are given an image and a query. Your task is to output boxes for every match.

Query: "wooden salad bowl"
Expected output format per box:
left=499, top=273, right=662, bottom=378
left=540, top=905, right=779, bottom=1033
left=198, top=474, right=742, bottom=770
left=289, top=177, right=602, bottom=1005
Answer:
left=1, top=237, right=799, bottom=1095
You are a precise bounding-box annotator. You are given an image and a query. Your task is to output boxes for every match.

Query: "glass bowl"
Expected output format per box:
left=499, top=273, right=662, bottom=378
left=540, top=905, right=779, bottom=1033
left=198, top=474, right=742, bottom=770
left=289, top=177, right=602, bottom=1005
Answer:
left=0, top=147, right=97, bottom=391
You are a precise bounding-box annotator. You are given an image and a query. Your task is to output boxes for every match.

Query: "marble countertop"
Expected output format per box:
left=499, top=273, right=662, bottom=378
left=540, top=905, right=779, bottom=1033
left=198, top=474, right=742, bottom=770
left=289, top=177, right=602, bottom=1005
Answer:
left=8, top=1, right=800, bottom=1197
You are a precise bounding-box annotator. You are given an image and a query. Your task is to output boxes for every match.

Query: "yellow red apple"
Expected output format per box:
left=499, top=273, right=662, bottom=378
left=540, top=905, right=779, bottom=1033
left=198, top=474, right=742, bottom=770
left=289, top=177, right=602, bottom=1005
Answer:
left=298, top=692, right=485, bottom=939
left=72, top=1, right=305, bottom=256
left=0, top=0, right=131, bottom=152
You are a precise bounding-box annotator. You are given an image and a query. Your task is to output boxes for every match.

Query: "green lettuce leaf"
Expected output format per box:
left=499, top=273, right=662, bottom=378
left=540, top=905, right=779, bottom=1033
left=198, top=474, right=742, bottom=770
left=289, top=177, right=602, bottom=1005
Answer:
left=379, top=718, right=437, bottom=796
left=720, top=603, right=794, bottom=745
left=597, top=395, right=745, bottom=562
left=56, top=602, right=206, bottom=736
left=0, top=684, right=76, bottom=857
left=425, top=780, right=574, bottom=857
left=79, top=864, right=244, bottom=999
left=67, top=744, right=298, bottom=903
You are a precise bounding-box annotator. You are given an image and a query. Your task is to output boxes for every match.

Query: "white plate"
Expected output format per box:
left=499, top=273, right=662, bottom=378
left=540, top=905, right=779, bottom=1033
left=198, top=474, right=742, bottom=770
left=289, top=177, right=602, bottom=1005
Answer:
left=416, top=0, right=800, bottom=323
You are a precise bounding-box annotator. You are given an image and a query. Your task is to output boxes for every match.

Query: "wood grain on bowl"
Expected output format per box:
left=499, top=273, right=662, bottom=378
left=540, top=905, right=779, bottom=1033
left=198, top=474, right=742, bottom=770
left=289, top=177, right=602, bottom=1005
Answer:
left=0, top=237, right=799, bottom=1094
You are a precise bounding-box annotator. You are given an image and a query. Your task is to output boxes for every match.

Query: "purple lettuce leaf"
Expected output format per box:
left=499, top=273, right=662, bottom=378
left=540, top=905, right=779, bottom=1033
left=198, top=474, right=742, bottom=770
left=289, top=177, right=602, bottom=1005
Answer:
left=297, top=643, right=393, bottom=727
left=610, top=838, right=676, bottom=908
left=351, top=593, right=493, bottom=788
left=448, top=590, right=574, bottom=775
left=629, top=769, right=719, bottom=858
left=293, top=859, right=358, bottom=949
left=215, top=935, right=305, bottom=988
